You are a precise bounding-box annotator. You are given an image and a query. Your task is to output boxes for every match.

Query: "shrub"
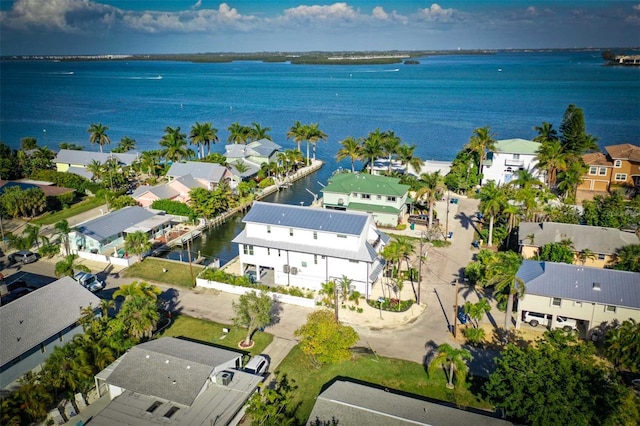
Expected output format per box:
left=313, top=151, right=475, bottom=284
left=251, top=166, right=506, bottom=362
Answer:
left=463, top=327, right=486, bottom=345
left=366, top=297, right=414, bottom=312
left=198, top=268, right=313, bottom=299
left=258, top=177, right=275, bottom=188
left=151, top=199, right=197, bottom=218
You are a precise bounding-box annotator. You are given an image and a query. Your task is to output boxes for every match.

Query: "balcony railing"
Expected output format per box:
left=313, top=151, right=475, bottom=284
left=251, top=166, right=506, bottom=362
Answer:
left=504, top=158, right=525, bottom=167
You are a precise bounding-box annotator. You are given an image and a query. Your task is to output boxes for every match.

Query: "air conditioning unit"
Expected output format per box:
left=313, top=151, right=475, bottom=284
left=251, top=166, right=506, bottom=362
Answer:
left=290, top=267, right=298, bottom=275
left=216, top=371, right=232, bottom=386
left=283, top=265, right=290, bottom=273
left=338, top=198, right=344, bottom=205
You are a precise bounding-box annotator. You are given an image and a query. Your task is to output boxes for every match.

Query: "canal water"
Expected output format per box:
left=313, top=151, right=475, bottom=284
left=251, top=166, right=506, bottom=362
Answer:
left=157, top=168, right=332, bottom=266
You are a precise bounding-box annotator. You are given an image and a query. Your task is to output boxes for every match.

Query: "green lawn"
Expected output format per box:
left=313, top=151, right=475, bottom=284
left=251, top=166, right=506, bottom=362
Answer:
left=33, top=196, right=106, bottom=225
left=159, top=314, right=273, bottom=359
left=123, top=258, right=204, bottom=288
left=277, top=346, right=493, bottom=424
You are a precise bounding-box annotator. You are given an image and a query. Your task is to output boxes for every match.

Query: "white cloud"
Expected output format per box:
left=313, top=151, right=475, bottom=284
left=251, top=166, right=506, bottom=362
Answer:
left=417, top=3, right=457, bottom=22
left=372, top=6, right=388, bottom=20
left=282, top=3, right=358, bottom=21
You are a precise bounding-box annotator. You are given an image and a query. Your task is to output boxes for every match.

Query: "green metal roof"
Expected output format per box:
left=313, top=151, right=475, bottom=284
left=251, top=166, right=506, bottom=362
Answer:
left=494, top=138, right=541, bottom=155
left=321, top=173, right=410, bottom=197
left=324, top=201, right=402, bottom=215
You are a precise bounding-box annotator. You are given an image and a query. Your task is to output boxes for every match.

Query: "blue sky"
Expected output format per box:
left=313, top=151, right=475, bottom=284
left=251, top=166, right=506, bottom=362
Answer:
left=1, top=1, right=639, bottom=55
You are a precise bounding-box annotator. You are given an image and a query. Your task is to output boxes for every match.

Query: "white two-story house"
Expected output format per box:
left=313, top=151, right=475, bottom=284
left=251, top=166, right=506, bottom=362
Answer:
left=481, top=138, right=543, bottom=185
left=321, top=172, right=412, bottom=227
left=232, top=201, right=389, bottom=298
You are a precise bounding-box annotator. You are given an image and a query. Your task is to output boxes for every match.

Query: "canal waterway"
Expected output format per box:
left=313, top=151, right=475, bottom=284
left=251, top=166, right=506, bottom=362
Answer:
left=158, top=168, right=332, bottom=266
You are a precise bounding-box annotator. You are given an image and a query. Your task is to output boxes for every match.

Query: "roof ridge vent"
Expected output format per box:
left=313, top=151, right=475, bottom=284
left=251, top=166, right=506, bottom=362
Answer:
left=593, top=282, right=601, bottom=291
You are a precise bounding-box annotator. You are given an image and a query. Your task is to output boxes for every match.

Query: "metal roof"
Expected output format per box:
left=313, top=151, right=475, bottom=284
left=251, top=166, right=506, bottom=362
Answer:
left=54, top=149, right=139, bottom=166
left=493, top=138, right=540, bottom=155
left=74, top=206, right=156, bottom=242
left=518, top=222, right=638, bottom=254
left=102, top=337, right=242, bottom=407
left=308, top=380, right=512, bottom=426
left=247, top=138, right=281, bottom=156
left=322, top=172, right=409, bottom=197
left=166, top=161, right=228, bottom=183
left=243, top=201, right=370, bottom=235
left=0, top=276, right=100, bottom=367
left=517, top=260, right=640, bottom=309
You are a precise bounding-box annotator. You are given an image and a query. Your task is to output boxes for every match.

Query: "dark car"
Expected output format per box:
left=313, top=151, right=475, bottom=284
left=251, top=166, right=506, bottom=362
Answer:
left=8, top=250, right=38, bottom=265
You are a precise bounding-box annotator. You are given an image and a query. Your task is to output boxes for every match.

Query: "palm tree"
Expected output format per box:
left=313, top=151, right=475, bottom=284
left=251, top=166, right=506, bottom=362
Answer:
left=116, top=136, right=136, bottom=152
left=232, top=160, right=251, bottom=174
left=306, top=123, right=328, bottom=164
left=503, top=203, right=521, bottom=248
left=465, top=126, right=497, bottom=178
left=478, top=181, right=507, bottom=247
left=124, top=231, right=152, bottom=262
left=397, top=143, right=423, bottom=175
left=16, top=371, right=53, bottom=423
left=381, top=130, right=401, bottom=173
left=489, top=251, right=524, bottom=330
left=249, top=122, right=272, bottom=142
left=287, top=121, right=306, bottom=153
left=190, top=121, right=219, bottom=159
left=85, top=159, right=104, bottom=182
left=610, top=244, right=640, bottom=272
left=428, top=343, right=472, bottom=389
left=576, top=248, right=597, bottom=266
left=533, top=121, right=558, bottom=143
left=336, top=137, right=362, bottom=173
left=139, top=150, right=160, bottom=177
left=55, top=254, right=90, bottom=278
left=557, top=159, right=587, bottom=204
left=20, top=136, right=38, bottom=150
left=53, top=219, right=73, bottom=255
left=160, top=126, right=193, bottom=163
left=87, top=123, right=111, bottom=153
left=536, top=139, right=567, bottom=188
left=24, top=223, right=41, bottom=248
left=415, top=171, right=444, bottom=230
left=361, top=130, right=385, bottom=174
left=227, top=122, right=250, bottom=144
left=394, top=235, right=416, bottom=274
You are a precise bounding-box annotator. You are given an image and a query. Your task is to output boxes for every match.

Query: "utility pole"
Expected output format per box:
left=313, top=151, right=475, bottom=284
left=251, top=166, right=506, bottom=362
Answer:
left=186, top=237, right=195, bottom=287
left=453, top=278, right=459, bottom=338
left=417, top=234, right=424, bottom=305
left=445, top=190, right=450, bottom=241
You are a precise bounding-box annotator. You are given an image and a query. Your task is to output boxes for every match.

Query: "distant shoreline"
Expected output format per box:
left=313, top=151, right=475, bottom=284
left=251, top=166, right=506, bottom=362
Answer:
left=1, top=47, right=632, bottom=65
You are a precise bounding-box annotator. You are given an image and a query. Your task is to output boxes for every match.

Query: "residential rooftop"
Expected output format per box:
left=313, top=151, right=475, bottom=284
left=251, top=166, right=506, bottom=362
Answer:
left=322, top=172, right=410, bottom=197
left=74, top=206, right=157, bottom=242
left=605, top=143, right=640, bottom=162
left=492, top=138, right=541, bottom=155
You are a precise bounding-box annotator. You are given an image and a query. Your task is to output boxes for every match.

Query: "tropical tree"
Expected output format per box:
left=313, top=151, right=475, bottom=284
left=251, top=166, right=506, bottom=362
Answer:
left=556, top=159, right=587, bottom=204
left=559, top=104, right=598, bottom=155
left=381, top=130, right=401, bottom=173
left=227, top=122, right=251, bottom=144
left=535, top=139, right=567, bottom=188
left=604, top=319, right=640, bottom=372
left=336, top=136, right=362, bottom=172
left=294, top=309, right=359, bottom=366
left=20, top=136, right=38, bottom=150
left=465, top=126, right=497, bottom=178
left=533, top=121, right=559, bottom=143
left=54, top=254, right=90, bottom=277
left=23, top=223, right=41, bottom=248
left=488, top=251, right=524, bottom=330
left=609, top=244, right=640, bottom=272
left=232, top=291, right=274, bottom=347
left=428, top=343, right=472, bottom=389
left=415, top=171, right=444, bottom=230
left=15, top=371, right=53, bottom=423
left=190, top=121, right=218, bottom=159
left=537, top=241, right=575, bottom=264
left=576, top=248, right=597, bottom=266
left=112, top=281, right=162, bottom=343
left=139, top=150, right=162, bottom=178
left=113, top=136, right=136, bottom=153
left=318, top=280, right=337, bottom=308
left=85, top=159, right=104, bottom=182
left=160, top=126, right=193, bottom=163
left=463, top=298, right=491, bottom=328
left=124, top=230, right=152, bottom=261
left=397, top=143, right=423, bottom=175
left=87, top=123, right=110, bottom=153
left=245, top=373, right=298, bottom=425
left=361, top=130, right=385, bottom=173
left=287, top=120, right=306, bottom=153
left=249, top=122, right=272, bottom=142
left=478, top=181, right=507, bottom=247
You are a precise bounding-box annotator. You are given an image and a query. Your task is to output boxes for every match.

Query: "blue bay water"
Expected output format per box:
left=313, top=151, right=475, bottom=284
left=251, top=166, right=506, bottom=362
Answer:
left=2, top=51, right=638, bottom=264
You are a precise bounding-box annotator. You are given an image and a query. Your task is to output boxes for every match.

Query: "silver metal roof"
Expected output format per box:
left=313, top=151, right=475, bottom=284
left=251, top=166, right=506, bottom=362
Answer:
left=54, top=149, right=139, bottom=166
left=0, top=276, right=100, bottom=367
left=74, top=206, right=156, bottom=242
left=166, top=161, right=228, bottom=183
left=517, top=260, right=640, bottom=309
left=243, top=201, right=370, bottom=235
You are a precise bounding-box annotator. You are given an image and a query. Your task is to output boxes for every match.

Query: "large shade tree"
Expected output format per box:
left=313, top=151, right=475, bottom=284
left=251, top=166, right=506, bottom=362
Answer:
left=294, top=309, right=359, bottom=366
left=232, top=291, right=274, bottom=347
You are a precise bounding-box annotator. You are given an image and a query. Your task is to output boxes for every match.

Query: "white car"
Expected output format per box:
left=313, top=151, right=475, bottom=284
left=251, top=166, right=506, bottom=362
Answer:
left=73, top=271, right=106, bottom=293
left=522, top=311, right=578, bottom=332
left=244, top=355, right=269, bottom=376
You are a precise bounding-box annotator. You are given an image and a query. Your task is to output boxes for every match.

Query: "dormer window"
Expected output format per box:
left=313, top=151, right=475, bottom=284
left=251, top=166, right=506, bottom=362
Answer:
left=614, top=160, right=622, bottom=168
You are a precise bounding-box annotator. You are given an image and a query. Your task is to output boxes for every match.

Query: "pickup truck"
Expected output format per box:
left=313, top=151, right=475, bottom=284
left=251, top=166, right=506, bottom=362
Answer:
left=74, top=271, right=106, bottom=293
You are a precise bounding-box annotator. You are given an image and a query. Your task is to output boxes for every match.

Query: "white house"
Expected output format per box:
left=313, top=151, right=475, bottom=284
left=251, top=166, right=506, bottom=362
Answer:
left=481, top=138, right=543, bottom=185
left=232, top=201, right=389, bottom=298
left=225, top=138, right=282, bottom=182
left=91, top=338, right=262, bottom=426
left=1, top=277, right=100, bottom=392
left=515, top=260, right=640, bottom=336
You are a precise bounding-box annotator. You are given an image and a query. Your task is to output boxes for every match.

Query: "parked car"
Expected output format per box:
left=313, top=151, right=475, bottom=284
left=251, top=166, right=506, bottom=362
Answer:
left=73, top=271, right=106, bottom=293
left=522, top=311, right=578, bottom=332
left=244, top=355, right=269, bottom=376
left=8, top=250, right=38, bottom=264
left=245, top=269, right=266, bottom=284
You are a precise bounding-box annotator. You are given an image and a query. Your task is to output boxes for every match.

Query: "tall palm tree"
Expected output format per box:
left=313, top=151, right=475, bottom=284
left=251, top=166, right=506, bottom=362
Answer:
left=53, top=219, right=73, bottom=256
left=428, top=343, right=472, bottom=389
left=503, top=203, right=521, bottom=248
left=227, top=122, right=251, bottom=144
left=361, top=130, right=385, bottom=174
left=336, top=137, right=362, bottom=172
left=306, top=122, right=328, bottom=164
left=85, top=159, right=104, bottom=182
left=381, top=242, right=402, bottom=299
left=557, top=159, right=587, bottom=204
left=533, top=121, right=558, bottom=143
left=489, top=251, right=524, bottom=330
left=478, top=181, right=507, bottom=247
left=416, top=171, right=444, bottom=230
left=249, top=122, right=272, bottom=142
left=190, top=121, right=218, bottom=159
left=140, top=150, right=160, bottom=177
left=20, top=136, right=38, bottom=150
left=117, top=136, right=136, bottom=152
left=397, top=143, right=423, bottom=175
left=87, top=123, right=111, bottom=153
left=381, top=130, right=401, bottom=173
left=536, top=139, right=567, bottom=188
left=124, top=231, right=152, bottom=262
left=23, top=223, right=41, bottom=248
left=287, top=120, right=306, bottom=152
left=465, top=126, right=497, bottom=178
left=54, top=254, right=90, bottom=277
left=160, top=126, right=193, bottom=163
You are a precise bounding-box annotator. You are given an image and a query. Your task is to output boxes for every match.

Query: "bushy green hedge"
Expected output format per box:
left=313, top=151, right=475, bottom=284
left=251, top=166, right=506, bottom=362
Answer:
left=151, top=199, right=197, bottom=218
left=367, top=297, right=414, bottom=312
left=199, top=268, right=314, bottom=299
left=30, top=169, right=101, bottom=193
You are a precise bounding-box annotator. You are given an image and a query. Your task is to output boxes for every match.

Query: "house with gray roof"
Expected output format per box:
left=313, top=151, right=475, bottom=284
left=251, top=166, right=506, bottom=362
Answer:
left=54, top=149, right=139, bottom=180
left=321, top=172, right=412, bottom=227
left=308, top=380, right=512, bottom=426
left=518, top=221, right=639, bottom=268
left=69, top=206, right=173, bottom=265
left=166, top=161, right=232, bottom=190
left=231, top=201, right=389, bottom=297
left=0, top=276, right=100, bottom=392
left=515, top=260, right=640, bottom=334
left=225, top=138, right=282, bottom=181
left=481, top=138, right=543, bottom=186
left=91, top=337, right=262, bottom=426
left=132, top=174, right=207, bottom=207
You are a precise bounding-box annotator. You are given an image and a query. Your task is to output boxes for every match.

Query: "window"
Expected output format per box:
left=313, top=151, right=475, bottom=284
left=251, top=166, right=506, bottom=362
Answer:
left=387, top=196, right=396, bottom=202
left=614, top=173, right=627, bottom=181
left=589, top=166, right=598, bottom=175
left=278, top=249, right=281, bottom=257
left=301, top=261, right=307, bottom=268
left=614, top=159, right=622, bottom=168
left=574, top=301, right=583, bottom=307
left=551, top=297, right=562, bottom=307
left=513, top=154, right=520, bottom=160
left=362, top=194, right=371, bottom=200
left=267, top=225, right=271, bottom=234
left=40, top=343, right=46, bottom=353
left=243, top=245, right=254, bottom=255
left=337, top=234, right=347, bottom=239
left=349, top=259, right=359, bottom=264
left=352, top=192, right=358, bottom=197
left=314, top=255, right=318, bottom=265
left=289, top=228, right=294, bottom=237
left=598, top=167, right=607, bottom=176
left=163, top=407, right=180, bottom=419
left=146, top=401, right=162, bottom=414
left=267, top=248, right=271, bottom=256
left=321, top=255, right=326, bottom=259
left=606, top=305, right=617, bottom=313
left=376, top=195, right=382, bottom=200
left=597, top=253, right=606, bottom=260
left=313, top=231, right=317, bottom=240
